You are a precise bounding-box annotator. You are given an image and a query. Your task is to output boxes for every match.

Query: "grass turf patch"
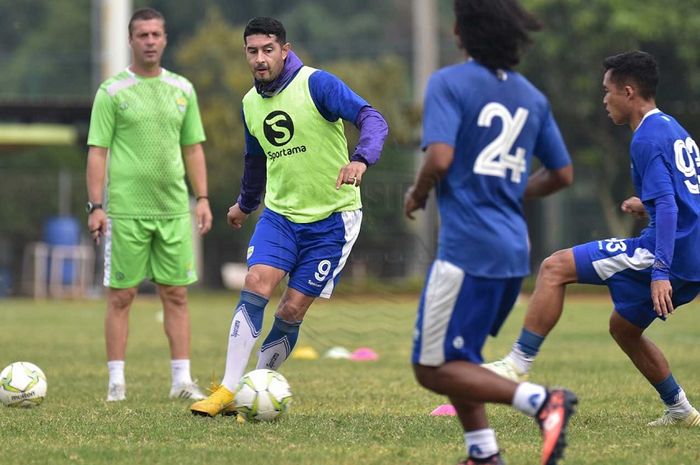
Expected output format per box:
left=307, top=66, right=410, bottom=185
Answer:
left=1, top=292, right=699, bottom=464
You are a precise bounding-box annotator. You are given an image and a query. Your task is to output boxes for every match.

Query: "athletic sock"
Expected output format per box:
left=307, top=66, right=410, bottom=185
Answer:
left=667, top=389, right=694, bottom=417
left=654, top=374, right=681, bottom=405
left=221, top=290, right=268, bottom=392
left=107, top=360, right=125, bottom=386
left=654, top=375, right=692, bottom=416
left=464, top=428, right=499, bottom=460
left=508, top=328, right=545, bottom=374
left=256, top=316, right=301, bottom=370
left=170, top=359, right=193, bottom=386
left=512, top=382, right=547, bottom=417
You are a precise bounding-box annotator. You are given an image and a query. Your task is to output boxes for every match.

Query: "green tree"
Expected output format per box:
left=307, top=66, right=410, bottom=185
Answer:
left=522, top=0, right=700, bottom=238
left=0, top=0, right=91, bottom=98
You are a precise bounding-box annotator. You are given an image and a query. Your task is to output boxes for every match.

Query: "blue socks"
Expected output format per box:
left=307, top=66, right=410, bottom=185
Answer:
left=654, top=374, right=681, bottom=405
left=506, top=328, right=545, bottom=374
left=256, top=316, right=301, bottom=370
left=515, top=328, right=545, bottom=357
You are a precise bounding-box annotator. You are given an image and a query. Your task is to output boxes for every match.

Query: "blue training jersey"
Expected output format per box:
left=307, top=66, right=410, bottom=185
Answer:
left=422, top=60, right=571, bottom=278
left=632, top=110, right=700, bottom=281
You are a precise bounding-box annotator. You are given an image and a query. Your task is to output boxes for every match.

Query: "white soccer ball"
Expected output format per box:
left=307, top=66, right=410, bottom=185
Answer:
left=234, top=369, right=292, bottom=422
left=0, top=361, right=47, bottom=408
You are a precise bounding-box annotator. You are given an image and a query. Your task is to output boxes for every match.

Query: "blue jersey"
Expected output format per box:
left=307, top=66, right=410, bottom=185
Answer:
left=422, top=60, right=571, bottom=278
left=632, top=110, right=700, bottom=281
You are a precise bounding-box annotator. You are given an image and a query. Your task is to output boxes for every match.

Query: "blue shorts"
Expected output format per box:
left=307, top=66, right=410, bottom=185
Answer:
left=574, top=237, right=700, bottom=328
left=247, top=208, right=362, bottom=298
left=411, top=260, right=523, bottom=366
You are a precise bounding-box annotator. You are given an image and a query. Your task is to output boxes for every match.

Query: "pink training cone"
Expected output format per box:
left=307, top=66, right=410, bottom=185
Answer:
left=350, top=347, right=379, bottom=361
left=430, top=404, right=457, bottom=416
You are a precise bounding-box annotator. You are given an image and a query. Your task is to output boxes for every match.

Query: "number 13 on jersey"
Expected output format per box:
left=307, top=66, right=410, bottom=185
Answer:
left=473, top=102, right=529, bottom=183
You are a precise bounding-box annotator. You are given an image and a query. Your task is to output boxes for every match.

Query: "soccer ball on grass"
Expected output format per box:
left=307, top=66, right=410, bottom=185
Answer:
left=0, top=361, right=47, bottom=407
left=234, top=369, right=292, bottom=422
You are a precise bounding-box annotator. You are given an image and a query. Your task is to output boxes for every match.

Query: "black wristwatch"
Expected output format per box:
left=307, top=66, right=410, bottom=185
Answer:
left=86, top=201, right=103, bottom=214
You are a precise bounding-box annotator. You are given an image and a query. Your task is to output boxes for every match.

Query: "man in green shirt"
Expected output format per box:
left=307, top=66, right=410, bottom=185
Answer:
left=86, top=7, right=212, bottom=402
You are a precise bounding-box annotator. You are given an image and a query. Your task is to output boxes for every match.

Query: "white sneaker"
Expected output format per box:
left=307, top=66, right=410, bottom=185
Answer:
left=169, top=381, right=206, bottom=400
left=107, top=383, right=126, bottom=402
left=482, top=357, right=528, bottom=382
left=647, top=408, right=700, bottom=427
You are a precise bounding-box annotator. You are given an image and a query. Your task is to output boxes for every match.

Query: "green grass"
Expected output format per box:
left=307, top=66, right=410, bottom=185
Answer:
left=1, top=291, right=700, bottom=465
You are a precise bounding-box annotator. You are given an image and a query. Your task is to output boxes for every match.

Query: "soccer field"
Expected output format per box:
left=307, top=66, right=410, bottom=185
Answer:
left=1, top=292, right=699, bottom=465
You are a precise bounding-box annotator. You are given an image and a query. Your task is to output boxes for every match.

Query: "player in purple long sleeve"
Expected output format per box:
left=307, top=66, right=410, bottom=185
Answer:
left=192, top=17, right=388, bottom=418
left=237, top=50, right=386, bottom=213
left=487, top=51, right=700, bottom=428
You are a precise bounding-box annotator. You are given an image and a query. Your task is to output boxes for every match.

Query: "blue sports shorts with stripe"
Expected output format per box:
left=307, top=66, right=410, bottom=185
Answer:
left=412, top=259, right=523, bottom=366
left=246, top=208, right=362, bottom=298
left=574, top=236, right=700, bottom=328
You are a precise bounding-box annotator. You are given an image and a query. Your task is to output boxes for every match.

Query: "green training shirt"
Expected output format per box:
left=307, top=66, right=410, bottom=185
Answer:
left=87, top=68, right=206, bottom=218
left=242, top=66, right=361, bottom=223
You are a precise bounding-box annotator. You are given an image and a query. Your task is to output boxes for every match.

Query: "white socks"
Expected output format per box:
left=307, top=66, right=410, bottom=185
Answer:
left=171, top=359, right=194, bottom=386
left=512, top=382, right=547, bottom=417
left=107, top=360, right=125, bottom=386
left=507, top=346, right=533, bottom=375
left=464, top=428, right=499, bottom=460
left=221, top=307, right=261, bottom=392
left=109, top=360, right=195, bottom=387
left=667, top=388, right=693, bottom=416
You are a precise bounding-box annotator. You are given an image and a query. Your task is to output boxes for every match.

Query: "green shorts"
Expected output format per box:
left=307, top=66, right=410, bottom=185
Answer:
left=104, top=216, right=197, bottom=288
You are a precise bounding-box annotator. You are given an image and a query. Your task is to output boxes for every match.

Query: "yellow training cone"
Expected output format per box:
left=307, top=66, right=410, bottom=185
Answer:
left=291, top=345, right=319, bottom=360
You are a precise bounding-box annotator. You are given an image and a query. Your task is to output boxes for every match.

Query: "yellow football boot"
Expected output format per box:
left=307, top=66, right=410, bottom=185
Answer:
left=190, top=384, right=237, bottom=417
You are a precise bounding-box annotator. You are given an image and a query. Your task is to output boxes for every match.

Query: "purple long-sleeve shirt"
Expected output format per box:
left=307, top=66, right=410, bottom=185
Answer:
left=236, top=51, right=388, bottom=214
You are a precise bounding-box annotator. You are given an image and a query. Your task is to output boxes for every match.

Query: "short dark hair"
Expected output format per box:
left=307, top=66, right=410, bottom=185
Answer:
left=244, top=17, right=286, bottom=44
left=128, top=7, right=166, bottom=37
left=454, top=0, right=541, bottom=71
left=603, top=51, right=658, bottom=100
